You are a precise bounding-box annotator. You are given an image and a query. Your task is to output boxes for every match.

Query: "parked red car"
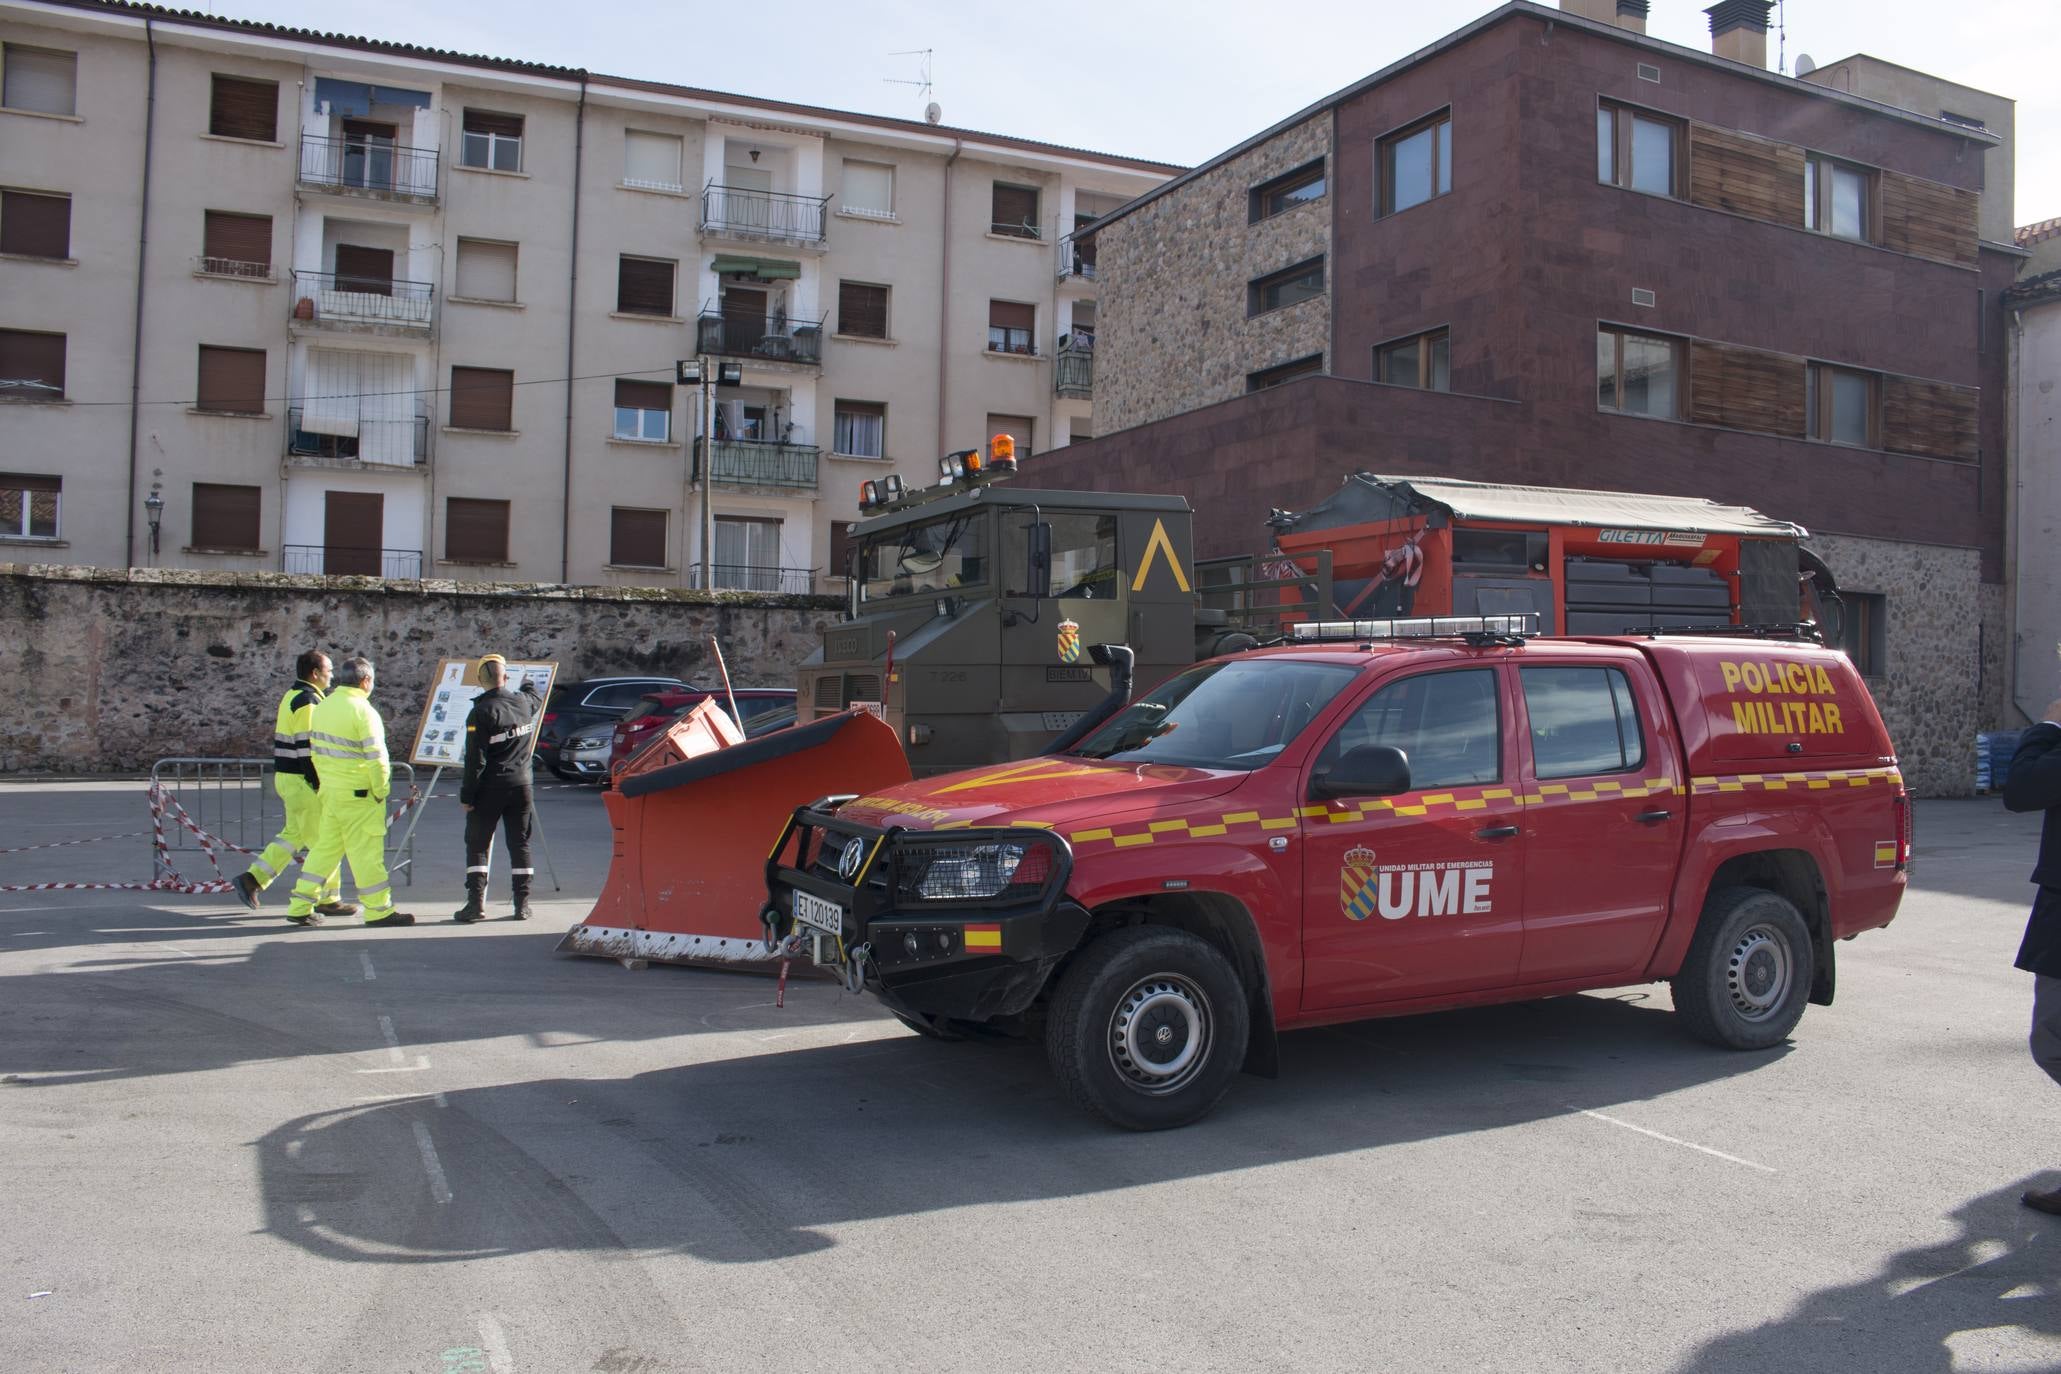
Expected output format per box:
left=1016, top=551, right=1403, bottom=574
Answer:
left=608, top=687, right=799, bottom=775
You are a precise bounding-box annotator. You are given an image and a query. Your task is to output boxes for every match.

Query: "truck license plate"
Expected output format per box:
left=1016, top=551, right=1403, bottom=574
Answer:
left=792, top=890, right=844, bottom=940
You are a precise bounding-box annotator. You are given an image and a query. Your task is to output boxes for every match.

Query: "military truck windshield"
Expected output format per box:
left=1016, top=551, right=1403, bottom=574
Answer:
left=1070, top=659, right=1356, bottom=771
left=1005, top=513, right=1119, bottom=598
left=859, top=513, right=989, bottom=602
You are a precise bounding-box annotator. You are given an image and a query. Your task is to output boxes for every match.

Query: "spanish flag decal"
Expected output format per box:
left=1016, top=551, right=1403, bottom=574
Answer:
left=964, top=923, right=1003, bottom=951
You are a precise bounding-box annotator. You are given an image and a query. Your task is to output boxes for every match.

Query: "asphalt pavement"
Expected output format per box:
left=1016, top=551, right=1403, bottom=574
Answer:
left=3, top=781, right=2058, bottom=1373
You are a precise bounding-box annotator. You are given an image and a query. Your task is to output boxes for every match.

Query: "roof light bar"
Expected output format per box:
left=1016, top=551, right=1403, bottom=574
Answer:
left=1290, top=614, right=1541, bottom=642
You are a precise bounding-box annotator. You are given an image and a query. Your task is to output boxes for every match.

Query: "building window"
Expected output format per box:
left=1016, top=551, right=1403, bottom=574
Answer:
left=453, top=238, right=517, bottom=302
left=1596, top=326, right=1681, bottom=419
left=612, top=379, right=671, bottom=442
left=1376, top=328, right=1451, bottom=391
left=829, top=520, right=855, bottom=579
left=449, top=366, right=514, bottom=431
left=609, top=507, right=668, bottom=569
left=841, top=159, right=895, bottom=218
left=713, top=515, right=782, bottom=589
left=1597, top=101, right=1680, bottom=197
left=190, top=482, right=261, bottom=551
left=1247, top=257, right=1325, bottom=317
left=2, top=45, right=76, bottom=117
left=1805, top=154, right=1873, bottom=242
left=195, top=345, right=266, bottom=414
left=208, top=75, right=278, bottom=142
left=1840, top=592, right=1887, bottom=677
left=623, top=129, right=684, bottom=191
left=616, top=255, right=676, bottom=317
left=833, top=400, right=886, bottom=458
left=1380, top=111, right=1452, bottom=215
left=1250, top=159, right=1327, bottom=223
left=0, top=328, right=65, bottom=400
left=200, top=209, right=270, bottom=276
left=988, top=300, right=1035, bottom=354
left=460, top=109, right=523, bottom=172
left=1, top=189, right=70, bottom=259
left=446, top=497, right=510, bottom=564
left=0, top=472, right=59, bottom=538
left=1807, top=362, right=1880, bottom=448
left=1247, top=354, right=1324, bottom=391
left=838, top=281, right=889, bottom=339
left=990, top=182, right=1041, bottom=239
left=985, top=412, right=1034, bottom=456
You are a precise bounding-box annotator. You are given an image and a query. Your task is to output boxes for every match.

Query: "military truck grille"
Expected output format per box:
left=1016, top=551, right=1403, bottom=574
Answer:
left=813, top=677, right=843, bottom=711
left=812, top=673, right=886, bottom=711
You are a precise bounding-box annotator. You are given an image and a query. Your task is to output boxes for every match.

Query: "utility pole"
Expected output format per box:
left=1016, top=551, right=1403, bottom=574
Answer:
left=677, top=355, right=739, bottom=592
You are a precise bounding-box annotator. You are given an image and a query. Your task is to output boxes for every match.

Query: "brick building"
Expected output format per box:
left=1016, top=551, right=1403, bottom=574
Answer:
left=1037, top=0, right=2021, bottom=795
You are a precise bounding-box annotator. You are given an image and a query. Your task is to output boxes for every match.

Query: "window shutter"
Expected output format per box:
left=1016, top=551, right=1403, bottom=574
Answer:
left=202, top=210, right=270, bottom=271
left=838, top=281, right=888, bottom=337
left=332, top=243, right=395, bottom=294
left=617, top=257, right=676, bottom=315
left=191, top=483, right=261, bottom=550
left=991, top=183, right=1039, bottom=236
left=446, top=497, right=510, bottom=563
left=1685, top=123, right=1804, bottom=226
left=454, top=239, right=517, bottom=301
left=841, top=160, right=894, bottom=214
left=462, top=109, right=524, bottom=137
left=1882, top=375, right=1979, bottom=461
left=0, top=328, right=66, bottom=397
left=1686, top=340, right=1806, bottom=436
left=623, top=131, right=683, bottom=188
left=1, top=191, right=70, bottom=258
left=1879, top=171, right=1979, bottom=267
left=988, top=300, right=1035, bottom=332
left=196, top=345, right=266, bottom=414
left=3, top=47, right=77, bottom=116
left=609, top=507, right=668, bottom=568
left=0, top=472, right=61, bottom=492
left=614, top=379, right=670, bottom=411
left=449, top=367, right=514, bottom=431
left=209, top=75, right=279, bottom=141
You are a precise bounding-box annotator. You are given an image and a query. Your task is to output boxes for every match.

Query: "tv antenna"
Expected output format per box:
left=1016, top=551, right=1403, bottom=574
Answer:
left=886, top=48, right=940, bottom=123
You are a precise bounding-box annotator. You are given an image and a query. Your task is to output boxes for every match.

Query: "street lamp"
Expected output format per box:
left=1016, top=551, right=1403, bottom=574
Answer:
left=143, top=487, right=164, bottom=563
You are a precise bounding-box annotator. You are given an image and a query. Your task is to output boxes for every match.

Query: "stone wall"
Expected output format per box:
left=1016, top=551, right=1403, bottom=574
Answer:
left=1809, top=535, right=1982, bottom=797
left=0, top=565, right=842, bottom=774
left=1095, top=115, right=1332, bottom=433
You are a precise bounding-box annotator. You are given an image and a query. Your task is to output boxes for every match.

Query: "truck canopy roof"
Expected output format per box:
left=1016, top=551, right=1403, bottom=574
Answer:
left=1285, top=473, right=1808, bottom=540
left=852, top=483, right=1191, bottom=536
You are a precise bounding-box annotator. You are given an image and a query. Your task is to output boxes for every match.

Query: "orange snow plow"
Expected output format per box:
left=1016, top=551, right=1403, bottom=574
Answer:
left=556, top=700, right=910, bottom=968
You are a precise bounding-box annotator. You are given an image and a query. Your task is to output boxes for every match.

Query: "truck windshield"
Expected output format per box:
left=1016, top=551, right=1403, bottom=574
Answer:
left=859, top=513, right=988, bottom=602
left=1070, top=659, right=1357, bottom=771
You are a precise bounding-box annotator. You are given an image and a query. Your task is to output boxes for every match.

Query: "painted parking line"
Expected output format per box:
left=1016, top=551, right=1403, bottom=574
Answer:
left=477, top=1313, right=516, bottom=1373
left=1571, top=1107, right=1776, bottom=1173
left=378, top=1015, right=406, bottom=1067
left=360, top=951, right=377, bottom=982
left=411, top=1120, right=452, bottom=1205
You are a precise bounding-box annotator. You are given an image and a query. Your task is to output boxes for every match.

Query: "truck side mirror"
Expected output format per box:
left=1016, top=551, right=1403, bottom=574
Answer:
left=1028, top=521, right=1053, bottom=599
left=1312, top=745, right=1411, bottom=800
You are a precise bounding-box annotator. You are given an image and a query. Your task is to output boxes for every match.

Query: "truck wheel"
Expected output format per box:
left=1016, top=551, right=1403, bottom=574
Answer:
left=1045, top=926, right=1249, bottom=1131
left=1672, top=886, right=1814, bottom=1050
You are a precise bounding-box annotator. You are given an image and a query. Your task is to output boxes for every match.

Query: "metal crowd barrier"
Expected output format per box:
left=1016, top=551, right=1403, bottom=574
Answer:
left=148, top=758, right=416, bottom=887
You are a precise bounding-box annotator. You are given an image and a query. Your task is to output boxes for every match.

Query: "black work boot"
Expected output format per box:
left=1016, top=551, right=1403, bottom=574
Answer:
left=510, top=881, right=532, bottom=922
left=453, top=874, right=487, bottom=924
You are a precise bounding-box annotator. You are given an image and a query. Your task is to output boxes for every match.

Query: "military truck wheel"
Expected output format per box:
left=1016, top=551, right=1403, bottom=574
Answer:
left=1045, top=925, right=1249, bottom=1131
left=892, top=1010, right=969, bottom=1042
left=1672, top=886, right=1814, bottom=1050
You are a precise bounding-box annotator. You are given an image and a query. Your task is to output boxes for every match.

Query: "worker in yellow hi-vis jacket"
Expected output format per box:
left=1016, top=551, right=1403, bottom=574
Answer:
left=233, top=649, right=352, bottom=916
left=287, top=655, right=415, bottom=928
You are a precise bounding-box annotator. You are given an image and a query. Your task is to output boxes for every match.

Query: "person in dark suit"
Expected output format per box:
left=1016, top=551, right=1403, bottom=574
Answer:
left=2005, top=699, right=2061, bottom=1215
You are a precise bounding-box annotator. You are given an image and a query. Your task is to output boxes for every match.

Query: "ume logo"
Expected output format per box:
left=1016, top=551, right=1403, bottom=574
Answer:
left=1343, top=848, right=1495, bottom=922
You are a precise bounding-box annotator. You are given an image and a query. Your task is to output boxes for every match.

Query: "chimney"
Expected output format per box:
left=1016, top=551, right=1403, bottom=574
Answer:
left=1559, top=0, right=1648, bottom=31
left=1614, top=0, right=1650, bottom=34
left=1705, top=0, right=1774, bottom=68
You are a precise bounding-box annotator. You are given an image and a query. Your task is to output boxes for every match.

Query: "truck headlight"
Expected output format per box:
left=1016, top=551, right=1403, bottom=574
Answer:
left=902, top=840, right=1054, bottom=902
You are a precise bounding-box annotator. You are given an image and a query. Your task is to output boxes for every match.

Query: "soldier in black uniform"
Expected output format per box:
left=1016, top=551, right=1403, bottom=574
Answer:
left=455, top=654, right=543, bottom=923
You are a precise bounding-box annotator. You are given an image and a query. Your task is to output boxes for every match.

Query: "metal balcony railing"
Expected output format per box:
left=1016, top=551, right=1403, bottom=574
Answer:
left=696, top=311, right=825, bottom=366
left=1055, top=346, right=1094, bottom=399
left=693, top=438, right=820, bottom=490
left=288, top=408, right=428, bottom=464
left=282, top=545, right=424, bottom=579
left=685, top=564, right=817, bottom=595
left=194, top=254, right=273, bottom=280
left=1057, top=230, right=1098, bottom=281
left=298, top=133, right=439, bottom=201
left=291, top=270, right=434, bottom=331
left=700, top=182, right=829, bottom=244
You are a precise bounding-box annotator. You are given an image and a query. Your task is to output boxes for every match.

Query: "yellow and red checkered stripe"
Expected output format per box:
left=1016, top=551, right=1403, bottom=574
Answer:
left=1688, top=766, right=1902, bottom=795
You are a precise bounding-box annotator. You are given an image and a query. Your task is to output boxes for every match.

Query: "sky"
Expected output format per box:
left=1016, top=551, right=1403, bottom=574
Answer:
left=203, top=0, right=2058, bottom=229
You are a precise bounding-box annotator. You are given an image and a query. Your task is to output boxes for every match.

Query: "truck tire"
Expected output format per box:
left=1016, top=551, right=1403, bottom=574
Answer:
left=1672, top=886, right=1814, bottom=1050
left=1044, top=925, right=1249, bottom=1130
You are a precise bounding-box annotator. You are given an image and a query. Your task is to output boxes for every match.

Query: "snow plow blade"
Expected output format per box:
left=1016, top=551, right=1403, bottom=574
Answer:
left=558, top=704, right=911, bottom=969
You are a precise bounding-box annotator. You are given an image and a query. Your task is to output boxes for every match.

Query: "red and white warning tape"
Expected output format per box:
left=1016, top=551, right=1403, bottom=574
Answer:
left=0, top=829, right=153, bottom=856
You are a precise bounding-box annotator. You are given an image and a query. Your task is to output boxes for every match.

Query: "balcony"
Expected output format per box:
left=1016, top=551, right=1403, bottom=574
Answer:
left=282, top=544, right=424, bottom=579
left=700, top=182, right=829, bottom=247
left=288, top=407, right=428, bottom=466
left=1057, top=230, right=1098, bottom=283
left=291, top=270, right=434, bottom=335
left=696, top=311, right=825, bottom=367
left=298, top=133, right=439, bottom=204
left=685, top=564, right=817, bottom=595
left=1055, top=345, right=1094, bottom=399
left=693, top=438, right=820, bottom=491
left=193, top=254, right=273, bottom=281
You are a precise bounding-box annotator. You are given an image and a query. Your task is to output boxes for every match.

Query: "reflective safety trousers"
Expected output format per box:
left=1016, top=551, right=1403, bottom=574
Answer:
left=288, top=791, right=393, bottom=920
left=246, top=772, right=339, bottom=899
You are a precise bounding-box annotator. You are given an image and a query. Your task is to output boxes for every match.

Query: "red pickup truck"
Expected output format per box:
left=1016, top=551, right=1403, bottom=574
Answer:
left=766, top=627, right=1909, bottom=1129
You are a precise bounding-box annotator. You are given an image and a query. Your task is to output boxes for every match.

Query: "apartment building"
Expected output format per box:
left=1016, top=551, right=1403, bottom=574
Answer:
left=1038, top=0, right=2017, bottom=795
left=0, top=0, right=1175, bottom=592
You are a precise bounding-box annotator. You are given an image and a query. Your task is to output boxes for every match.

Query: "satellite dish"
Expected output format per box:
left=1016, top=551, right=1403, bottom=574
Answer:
left=925, top=101, right=942, bottom=125
left=1795, top=53, right=1817, bottom=76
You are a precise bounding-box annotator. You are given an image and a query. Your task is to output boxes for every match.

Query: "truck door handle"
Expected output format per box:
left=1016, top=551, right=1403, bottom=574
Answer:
left=1635, top=809, right=1673, bottom=823
left=1475, top=825, right=1520, bottom=840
